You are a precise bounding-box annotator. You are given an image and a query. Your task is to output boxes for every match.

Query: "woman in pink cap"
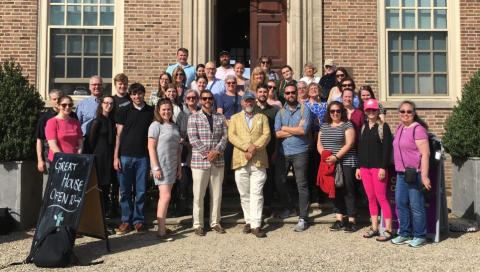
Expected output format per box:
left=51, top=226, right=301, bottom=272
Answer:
left=355, top=98, right=394, bottom=241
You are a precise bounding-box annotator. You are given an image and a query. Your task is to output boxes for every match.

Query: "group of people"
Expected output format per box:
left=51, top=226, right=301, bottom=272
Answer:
left=35, top=47, right=432, bottom=247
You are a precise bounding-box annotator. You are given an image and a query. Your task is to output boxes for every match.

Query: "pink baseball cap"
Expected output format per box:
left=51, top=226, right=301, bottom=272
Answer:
left=364, top=99, right=379, bottom=111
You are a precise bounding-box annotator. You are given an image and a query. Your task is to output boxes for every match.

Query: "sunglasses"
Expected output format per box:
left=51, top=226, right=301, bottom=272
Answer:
left=267, top=85, right=276, bottom=89
left=399, top=110, right=414, bottom=114
left=284, top=91, right=296, bottom=96
left=102, top=101, right=114, bottom=105
left=342, top=84, right=353, bottom=87
left=336, top=74, right=345, bottom=78
left=176, top=73, right=185, bottom=76
left=260, top=61, right=269, bottom=64
left=60, top=103, right=74, bottom=108
left=365, top=109, right=378, bottom=112
left=201, top=97, right=214, bottom=101
left=186, top=96, right=197, bottom=100
left=329, top=109, right=342, bottom=114
left=226, top=82, right=236, bottom=85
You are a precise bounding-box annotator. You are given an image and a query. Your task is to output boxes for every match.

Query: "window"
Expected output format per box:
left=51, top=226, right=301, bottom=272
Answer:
left=385, top=0, right=448, bottom=96
left=48, top=0, right=115, bottom=96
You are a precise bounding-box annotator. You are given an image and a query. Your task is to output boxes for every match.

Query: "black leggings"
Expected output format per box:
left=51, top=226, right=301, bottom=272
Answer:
left=333, top=165, right=357, bottom=217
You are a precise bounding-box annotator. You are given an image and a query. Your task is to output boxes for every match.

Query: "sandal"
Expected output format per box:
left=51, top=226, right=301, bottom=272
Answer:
left=363, top=228, right=379, bottom=238
left=376, top=230, right=393, bottom=242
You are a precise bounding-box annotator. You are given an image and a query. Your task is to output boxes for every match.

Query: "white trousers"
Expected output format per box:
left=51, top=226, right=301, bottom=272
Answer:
left=234, top=163, right=266, bottom=229
left=191, top=165, right=224, bottom=228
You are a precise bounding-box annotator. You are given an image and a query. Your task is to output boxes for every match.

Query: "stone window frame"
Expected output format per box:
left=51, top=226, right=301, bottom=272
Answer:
left=37, top=0, right=124, bottom=101
left=378, top=0, right=461, bottom=108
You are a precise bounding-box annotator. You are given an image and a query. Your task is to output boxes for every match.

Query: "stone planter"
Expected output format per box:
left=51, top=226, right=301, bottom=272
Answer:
left=0, top=161, right=43, bottom=229
left=452, top=157, right=480, bottom=223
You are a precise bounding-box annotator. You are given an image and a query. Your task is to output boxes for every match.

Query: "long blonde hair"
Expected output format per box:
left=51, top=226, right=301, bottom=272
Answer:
left=249, top=66, right=267, bottom=92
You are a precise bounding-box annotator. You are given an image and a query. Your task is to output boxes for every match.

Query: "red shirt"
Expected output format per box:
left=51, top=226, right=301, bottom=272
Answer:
left=45, top=117, right=82, bottom=161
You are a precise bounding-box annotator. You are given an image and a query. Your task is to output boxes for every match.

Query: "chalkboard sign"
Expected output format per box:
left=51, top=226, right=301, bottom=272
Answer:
left=30, top=153, right=109, bottom=253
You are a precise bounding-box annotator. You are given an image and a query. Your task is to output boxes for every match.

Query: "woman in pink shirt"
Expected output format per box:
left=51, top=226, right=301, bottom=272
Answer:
left=45, top=95, right=83, bottom=162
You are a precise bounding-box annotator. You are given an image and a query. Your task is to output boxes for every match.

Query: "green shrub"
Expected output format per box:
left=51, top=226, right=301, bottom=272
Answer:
left=0, top=59, right=44, bottom=162
left=443, top=70, right=480, bottom=158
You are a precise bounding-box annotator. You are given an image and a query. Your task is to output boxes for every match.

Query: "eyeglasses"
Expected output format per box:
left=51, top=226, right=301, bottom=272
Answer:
left=201, top=97, right=214, bottom=101
left=336, top=74, right=345, bottom=78
left=284, top=91, right=296, bottom=96
left=342, top=84, right=353, bottom=88
left=102, top=102, right=114, bottom=105
left=90, top=83, right=102, bottom=86
left=399, top=110, right=414, bottom=114
left=267, top=85, right=276, bottom=89
left=226, top=82, right=236, bottom=85
left=60, top=103, right=74, bottom=108
left=186, top=96, right=197, bottom=100
left=329, top=109, right=342, bottom=114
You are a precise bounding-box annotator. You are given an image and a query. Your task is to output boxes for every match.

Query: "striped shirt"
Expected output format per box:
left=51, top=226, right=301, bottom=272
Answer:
left=320, top=121, right=357, bottom=167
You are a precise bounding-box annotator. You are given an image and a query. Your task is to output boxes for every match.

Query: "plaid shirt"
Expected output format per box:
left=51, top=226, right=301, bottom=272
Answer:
left=187, top=111, right=228, bottom=169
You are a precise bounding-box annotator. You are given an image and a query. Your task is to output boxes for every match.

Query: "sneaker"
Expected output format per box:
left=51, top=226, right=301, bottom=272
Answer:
left=194, top=227, right=205, bottom=236
left=134, top=223, right=147, bottom=233
left=408, top=237, right=427, bottom=248
left=294, top=218, right=308, bottom=232
left=279, top=209, right=296, bottom=219
left=251, top=227, right=267, bottom=238
left=329, top=220, right=344, bottom=231
left=115, top=223, right=131, bottom=235
left=243, top=224, right=251, bottom=234
left=212, top=224, right=226, bottom=234
left=391, top=235, right=413, bottom=245
left=344, top=222, right=358, bottom=233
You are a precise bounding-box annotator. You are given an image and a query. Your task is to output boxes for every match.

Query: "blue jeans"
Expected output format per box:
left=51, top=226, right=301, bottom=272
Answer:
left=117, top=156, right=148, bottom=225
left=395, top=173, right=426, bottom=238
left=275, top=151, right=310, bottom=219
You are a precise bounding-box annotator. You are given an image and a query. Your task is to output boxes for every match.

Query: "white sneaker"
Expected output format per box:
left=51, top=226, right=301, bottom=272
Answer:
left=294, top=218, right=308, bottom=232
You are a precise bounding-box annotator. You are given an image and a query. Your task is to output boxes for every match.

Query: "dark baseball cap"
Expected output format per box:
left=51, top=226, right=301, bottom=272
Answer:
left=219, top=50, right=230, bottom=56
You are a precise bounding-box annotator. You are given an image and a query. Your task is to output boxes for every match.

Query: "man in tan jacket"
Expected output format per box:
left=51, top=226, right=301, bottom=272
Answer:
left=228, top=92, right=271, bottom=238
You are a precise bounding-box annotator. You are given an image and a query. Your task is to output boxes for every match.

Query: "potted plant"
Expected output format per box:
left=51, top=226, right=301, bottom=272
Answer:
left=0, top=59, right=45, bottom=228
left=443, top=69, right=480, bottom=222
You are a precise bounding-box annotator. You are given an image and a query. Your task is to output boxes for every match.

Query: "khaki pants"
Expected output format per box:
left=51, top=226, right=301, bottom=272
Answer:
left=234, top=163, right=266, bottom=229
left=191, top=165, right=224, bottom=228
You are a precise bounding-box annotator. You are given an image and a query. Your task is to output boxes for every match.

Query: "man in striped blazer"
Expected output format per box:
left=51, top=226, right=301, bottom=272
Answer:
left=187, top=90, right=228, bottom=236
left=228, top=92, right=271, bottom=238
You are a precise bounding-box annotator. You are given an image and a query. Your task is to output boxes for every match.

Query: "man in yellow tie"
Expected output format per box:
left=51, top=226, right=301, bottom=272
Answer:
left=228, top=92, right=271, bottom=238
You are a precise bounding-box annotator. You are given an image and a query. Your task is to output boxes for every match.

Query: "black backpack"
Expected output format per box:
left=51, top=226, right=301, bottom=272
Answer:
left=0, top=208, right=15, bottom=235
left=26, top=226, right=77, bottom=268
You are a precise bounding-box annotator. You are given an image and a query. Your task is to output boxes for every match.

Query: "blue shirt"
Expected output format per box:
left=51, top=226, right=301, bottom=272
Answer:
left=166, top=63, right=196, bottom=88
left=207, top=78, right=226, bottom=97
left=305, top=101, right=327, bottom=132
left=76, top=96, right=100, bottom=136
left=215, top=92, right=241, bottom=120
left=335, top=95, right=360, bottom=108
left=274, top=103, right=311, bottom=156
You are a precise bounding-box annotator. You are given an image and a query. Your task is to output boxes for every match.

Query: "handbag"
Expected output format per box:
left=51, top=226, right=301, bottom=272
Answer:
left=398, top=126, right=418, bottom=184
left=334, top=162, right=344, bottom=188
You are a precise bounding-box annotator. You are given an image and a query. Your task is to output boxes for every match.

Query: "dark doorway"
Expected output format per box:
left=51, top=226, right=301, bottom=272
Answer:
left=216, top=0, right=250, bottom=68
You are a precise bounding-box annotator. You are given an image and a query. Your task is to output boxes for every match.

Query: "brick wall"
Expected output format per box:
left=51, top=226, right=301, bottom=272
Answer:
left=123, top=0, right=181, bottom=97
left=460, top=0, right=480, bottom=86
left=0, top=0, right=38, bottom=85
left=322, top=0, right=459, bottom=188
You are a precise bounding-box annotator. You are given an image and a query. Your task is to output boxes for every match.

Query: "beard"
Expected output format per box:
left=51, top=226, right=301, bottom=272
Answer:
left=245, top=106, right=254, bottom=113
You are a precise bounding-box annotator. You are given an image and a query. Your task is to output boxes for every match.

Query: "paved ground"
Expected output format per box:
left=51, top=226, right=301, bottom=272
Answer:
left=1, top=215, right=479, bottom=272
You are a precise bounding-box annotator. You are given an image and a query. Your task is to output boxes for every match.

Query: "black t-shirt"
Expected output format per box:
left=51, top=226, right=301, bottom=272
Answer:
left=114, top=94, right=131, bottom=109
left=116, top=103, right=154, bottom=157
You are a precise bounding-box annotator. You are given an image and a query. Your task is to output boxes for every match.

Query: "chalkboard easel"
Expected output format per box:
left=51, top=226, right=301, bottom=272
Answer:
left=30, top=153, right=110, bottom=256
